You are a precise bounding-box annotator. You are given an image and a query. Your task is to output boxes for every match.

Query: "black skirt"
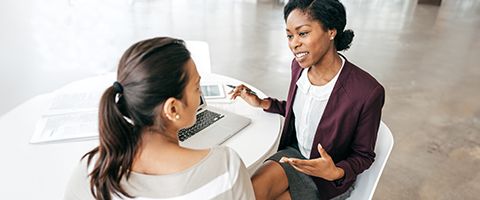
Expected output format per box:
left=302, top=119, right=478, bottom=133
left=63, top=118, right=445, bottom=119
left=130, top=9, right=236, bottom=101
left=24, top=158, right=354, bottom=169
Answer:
left=267, top=146, right=353, bottom=200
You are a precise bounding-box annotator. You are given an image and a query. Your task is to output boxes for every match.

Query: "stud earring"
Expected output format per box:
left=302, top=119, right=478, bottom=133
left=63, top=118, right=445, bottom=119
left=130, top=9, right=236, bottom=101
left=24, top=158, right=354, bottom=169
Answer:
left=175, top=114, right=180, bottom=120
left=330, top=37, right=334, bottom=40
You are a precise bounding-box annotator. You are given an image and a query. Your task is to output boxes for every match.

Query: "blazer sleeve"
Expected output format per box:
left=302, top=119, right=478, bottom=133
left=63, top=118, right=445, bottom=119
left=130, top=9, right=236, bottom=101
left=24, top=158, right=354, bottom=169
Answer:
left=263, top=97, right=287, bottom=117
left=335, top=84, right=385, bottom=187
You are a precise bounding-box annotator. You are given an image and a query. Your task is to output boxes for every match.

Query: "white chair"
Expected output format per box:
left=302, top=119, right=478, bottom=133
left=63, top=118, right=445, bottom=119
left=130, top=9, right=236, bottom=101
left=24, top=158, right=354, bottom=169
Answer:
left=346, top=121, right=394, bottom=200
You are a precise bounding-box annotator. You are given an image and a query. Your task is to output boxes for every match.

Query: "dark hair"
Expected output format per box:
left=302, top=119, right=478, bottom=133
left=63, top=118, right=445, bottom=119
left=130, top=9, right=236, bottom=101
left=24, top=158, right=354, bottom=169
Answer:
left=83, top=37, right=191, bottom=200
left=284, top=0, right=354, bottom=51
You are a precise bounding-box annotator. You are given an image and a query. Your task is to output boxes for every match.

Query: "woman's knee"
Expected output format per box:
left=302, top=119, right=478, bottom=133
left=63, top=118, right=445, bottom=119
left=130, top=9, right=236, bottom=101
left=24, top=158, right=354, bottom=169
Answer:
left=251, top=160, right=289, bottom=199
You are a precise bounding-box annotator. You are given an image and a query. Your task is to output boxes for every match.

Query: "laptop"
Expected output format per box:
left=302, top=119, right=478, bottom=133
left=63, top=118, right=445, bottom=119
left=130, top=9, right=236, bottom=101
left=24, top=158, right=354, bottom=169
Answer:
left=179, top=94, right=251, bottom=149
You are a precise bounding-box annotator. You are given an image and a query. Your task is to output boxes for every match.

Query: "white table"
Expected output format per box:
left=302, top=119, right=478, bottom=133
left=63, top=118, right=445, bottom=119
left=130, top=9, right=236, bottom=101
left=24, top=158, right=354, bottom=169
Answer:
left=0, top=73, right=282, bottom=200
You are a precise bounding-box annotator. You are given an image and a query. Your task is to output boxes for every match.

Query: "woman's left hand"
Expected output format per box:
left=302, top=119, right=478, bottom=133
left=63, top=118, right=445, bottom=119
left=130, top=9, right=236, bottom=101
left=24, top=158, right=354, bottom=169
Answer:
left=280, top=144, right=344, bottom=181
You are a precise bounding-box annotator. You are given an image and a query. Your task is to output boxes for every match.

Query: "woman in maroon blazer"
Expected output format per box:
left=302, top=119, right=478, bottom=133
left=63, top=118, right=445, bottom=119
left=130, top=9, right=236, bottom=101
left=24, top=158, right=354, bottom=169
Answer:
left=230, top=0, right=384, bottom=199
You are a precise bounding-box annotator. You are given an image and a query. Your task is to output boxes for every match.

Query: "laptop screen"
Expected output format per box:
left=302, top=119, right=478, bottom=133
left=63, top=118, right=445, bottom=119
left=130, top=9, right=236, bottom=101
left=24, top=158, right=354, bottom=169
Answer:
left=197, top=94, right=207, bottom=113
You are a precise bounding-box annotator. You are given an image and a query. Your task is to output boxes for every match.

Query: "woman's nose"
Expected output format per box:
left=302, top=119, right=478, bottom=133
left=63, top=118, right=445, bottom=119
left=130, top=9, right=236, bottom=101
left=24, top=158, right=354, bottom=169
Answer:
left=290, top=37, right=301, bottom=50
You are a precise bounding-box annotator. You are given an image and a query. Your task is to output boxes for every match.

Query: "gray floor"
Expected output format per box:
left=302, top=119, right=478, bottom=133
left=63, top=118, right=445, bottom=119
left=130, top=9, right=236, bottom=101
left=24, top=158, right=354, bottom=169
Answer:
left=1, top=0, right=479, bottom=199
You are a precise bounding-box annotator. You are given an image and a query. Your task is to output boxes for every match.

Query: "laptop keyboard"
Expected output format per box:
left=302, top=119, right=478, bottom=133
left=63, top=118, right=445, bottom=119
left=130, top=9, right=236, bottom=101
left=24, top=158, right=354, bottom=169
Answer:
left=178, top=110, right=224, bottom=142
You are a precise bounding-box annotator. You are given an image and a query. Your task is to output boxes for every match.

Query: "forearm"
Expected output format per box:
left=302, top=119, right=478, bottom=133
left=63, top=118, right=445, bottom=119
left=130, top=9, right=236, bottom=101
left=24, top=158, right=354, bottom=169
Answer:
left=262, top=97, right=286, bottom=116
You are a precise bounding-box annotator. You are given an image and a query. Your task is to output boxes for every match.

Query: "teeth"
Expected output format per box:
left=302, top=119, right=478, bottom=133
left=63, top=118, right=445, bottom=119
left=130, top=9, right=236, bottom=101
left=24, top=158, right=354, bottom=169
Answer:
left=295, top=52, right=308, bottom=58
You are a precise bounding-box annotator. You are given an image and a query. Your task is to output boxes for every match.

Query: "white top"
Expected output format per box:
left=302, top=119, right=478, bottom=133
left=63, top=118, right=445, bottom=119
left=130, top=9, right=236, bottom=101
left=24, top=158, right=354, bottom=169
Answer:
left=64, top=146, right=255, bottom=200
left=293, top=56, right=345, bottom=158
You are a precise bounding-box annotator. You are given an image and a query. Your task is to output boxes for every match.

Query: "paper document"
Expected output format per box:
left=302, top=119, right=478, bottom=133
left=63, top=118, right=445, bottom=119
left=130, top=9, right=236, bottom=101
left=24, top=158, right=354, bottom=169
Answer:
left=30, top=73, right=115, bottom=144
left=30, top=90, right=103, bottom=144
left=31, top=111, right=98, bottom=143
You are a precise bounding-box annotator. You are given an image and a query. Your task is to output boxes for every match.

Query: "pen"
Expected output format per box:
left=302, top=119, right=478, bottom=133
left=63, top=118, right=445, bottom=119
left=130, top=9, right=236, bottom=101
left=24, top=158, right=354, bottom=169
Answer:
left=226, top=84, right=257, bottom=95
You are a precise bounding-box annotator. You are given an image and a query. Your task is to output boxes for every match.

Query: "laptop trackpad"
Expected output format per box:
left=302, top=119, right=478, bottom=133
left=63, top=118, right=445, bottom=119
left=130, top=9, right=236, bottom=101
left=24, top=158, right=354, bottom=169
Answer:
left=179, top=106, right=251, bottom=150
left=180, top=125, right=232, bottom=149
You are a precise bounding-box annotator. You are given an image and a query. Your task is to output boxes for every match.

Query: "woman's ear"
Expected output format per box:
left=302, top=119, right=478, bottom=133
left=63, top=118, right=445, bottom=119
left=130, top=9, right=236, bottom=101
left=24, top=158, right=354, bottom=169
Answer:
left=329, top=29, right=337, bottom=40
left=163, top=97, right=179, bottom=121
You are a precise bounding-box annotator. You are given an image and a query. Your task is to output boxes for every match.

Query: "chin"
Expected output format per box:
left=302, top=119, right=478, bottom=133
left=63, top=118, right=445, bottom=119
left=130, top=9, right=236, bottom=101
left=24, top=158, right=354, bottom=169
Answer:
left=297, top=60, right=313, bottom=68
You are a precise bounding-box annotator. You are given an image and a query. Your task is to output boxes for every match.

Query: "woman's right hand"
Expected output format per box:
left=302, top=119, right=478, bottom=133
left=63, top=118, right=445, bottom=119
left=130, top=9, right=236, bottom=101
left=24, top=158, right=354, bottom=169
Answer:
left=228, top=84, right=270, bottom=109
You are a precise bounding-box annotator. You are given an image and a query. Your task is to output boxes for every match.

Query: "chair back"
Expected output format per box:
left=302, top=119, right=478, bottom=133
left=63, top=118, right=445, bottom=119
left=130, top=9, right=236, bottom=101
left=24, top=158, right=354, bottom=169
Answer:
left=346, top=121, right=394, bottom=200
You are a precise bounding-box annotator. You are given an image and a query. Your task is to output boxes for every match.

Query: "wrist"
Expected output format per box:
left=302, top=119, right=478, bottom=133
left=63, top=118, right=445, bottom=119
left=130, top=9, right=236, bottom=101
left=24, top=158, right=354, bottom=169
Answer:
left=260, top=98, right=271, bottom=110
left=333, top=167, right=345, bottom=181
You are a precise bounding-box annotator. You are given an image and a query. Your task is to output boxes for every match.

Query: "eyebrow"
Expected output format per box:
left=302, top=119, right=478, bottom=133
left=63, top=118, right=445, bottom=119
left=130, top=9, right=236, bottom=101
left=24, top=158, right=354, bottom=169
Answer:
left=286, top=24, right=311, bottom=32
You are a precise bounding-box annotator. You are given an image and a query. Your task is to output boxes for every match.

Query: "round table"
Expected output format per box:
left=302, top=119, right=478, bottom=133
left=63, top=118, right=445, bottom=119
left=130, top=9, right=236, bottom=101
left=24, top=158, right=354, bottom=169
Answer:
left=0, top=72, right=282, bottom=199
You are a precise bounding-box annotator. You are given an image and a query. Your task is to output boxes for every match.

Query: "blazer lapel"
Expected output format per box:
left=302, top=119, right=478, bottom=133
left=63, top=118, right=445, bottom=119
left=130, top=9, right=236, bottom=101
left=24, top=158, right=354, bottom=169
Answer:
left=278, top=60, right=304, bottom=149
left=285, top=61, right=304, bottom=118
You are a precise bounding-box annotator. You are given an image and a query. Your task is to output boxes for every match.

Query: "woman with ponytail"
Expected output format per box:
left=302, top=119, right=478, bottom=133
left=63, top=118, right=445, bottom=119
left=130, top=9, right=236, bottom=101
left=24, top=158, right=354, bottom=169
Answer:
left=230, top=0, right=385, bottom=199
left=64, top=37, right=254, bottom=200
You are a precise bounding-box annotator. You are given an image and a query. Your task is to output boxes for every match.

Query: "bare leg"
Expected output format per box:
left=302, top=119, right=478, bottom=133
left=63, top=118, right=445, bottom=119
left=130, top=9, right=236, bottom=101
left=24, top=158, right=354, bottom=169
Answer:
left=251, top=160, right=289, bottom=200
left=276, top=190, right=292, bottom=200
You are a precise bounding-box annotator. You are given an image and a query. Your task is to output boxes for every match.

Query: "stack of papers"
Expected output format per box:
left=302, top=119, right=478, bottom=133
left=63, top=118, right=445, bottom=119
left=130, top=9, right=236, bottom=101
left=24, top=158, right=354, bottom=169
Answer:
left=30, top=73, right=115, bottom=144
left=30, top=91, right=102, bottom=144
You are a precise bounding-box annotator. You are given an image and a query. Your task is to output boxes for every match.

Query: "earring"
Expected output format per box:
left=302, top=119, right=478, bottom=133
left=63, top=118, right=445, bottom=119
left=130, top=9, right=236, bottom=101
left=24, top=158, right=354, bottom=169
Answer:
left=330, top=37, right=334, bottom=40
left=175, top=114, right=180, bottom=120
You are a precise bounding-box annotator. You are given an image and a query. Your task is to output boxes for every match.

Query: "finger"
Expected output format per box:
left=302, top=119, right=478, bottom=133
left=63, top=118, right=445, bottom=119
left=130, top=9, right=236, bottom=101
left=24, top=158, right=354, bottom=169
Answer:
left=236, top=85, right=254, bottom=95
left=240, top=89, right=253, bottom=98
left=288, top=158, right=316, bottom=167
left=290, top=163, right=314, bottom=176
left=235, top=87, right=255, bottom=99
left=232, top=87, right=242, bottom=95
left=229, top=90, right=238, bottom=99
left=238, top=84, right=250, bottom=91
left=232, top=90, right=250, bottom=100
left=232, top=84, right=247, bottom=93
left=317, top=143, right=329, bottom=158
left=279, top=157, right=289, bottom=163
left=281, top=157, right=296, bottom=165
left=231, top=92, right=242, bottom=100
left=229, top=88, right=243, bottom=99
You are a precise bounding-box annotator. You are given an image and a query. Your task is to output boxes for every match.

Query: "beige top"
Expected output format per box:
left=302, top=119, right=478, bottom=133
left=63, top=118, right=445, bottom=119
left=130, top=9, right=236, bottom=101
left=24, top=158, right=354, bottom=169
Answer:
left=64, top=146, right=255, bottom=200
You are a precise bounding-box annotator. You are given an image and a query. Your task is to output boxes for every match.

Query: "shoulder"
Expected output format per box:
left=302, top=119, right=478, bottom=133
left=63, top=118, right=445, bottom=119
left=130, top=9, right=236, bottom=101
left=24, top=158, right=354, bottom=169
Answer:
left=340, top=58, right=385, bottom=101
left=343, top=59, right=383, bottom=91
left=64, top=157, right=95, bottom=200
left=210, top=146, right=244, bottom=168
left=68, top=157, right=91, bottom=185
left=208, top=147, right=254, bottom=200
left=207, top=146, right=248, bottom=182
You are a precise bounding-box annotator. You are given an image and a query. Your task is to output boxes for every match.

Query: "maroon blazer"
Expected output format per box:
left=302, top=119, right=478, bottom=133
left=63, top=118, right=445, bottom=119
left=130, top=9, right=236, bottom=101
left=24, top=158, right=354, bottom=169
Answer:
left=264, top=56, right=385, bottom=199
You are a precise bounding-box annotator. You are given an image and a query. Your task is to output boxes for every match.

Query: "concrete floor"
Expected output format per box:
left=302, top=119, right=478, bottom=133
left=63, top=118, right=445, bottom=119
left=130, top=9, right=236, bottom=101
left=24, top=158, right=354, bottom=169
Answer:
left=1, top=0, right=479, bottom=199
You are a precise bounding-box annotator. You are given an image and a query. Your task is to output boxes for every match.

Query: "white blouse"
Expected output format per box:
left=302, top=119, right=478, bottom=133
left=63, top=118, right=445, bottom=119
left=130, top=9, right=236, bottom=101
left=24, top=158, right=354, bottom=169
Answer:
left=292, top=56, right=345, bottom=158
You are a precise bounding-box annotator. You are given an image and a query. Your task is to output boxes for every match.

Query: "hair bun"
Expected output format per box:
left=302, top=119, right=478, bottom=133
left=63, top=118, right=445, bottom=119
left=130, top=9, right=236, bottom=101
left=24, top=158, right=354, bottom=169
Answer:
left=335, top=29, right=354, bottom=51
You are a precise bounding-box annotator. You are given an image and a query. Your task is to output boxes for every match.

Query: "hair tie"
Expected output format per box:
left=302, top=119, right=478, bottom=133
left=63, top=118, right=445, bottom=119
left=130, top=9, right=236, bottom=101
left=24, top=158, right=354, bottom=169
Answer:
left=113, top=81, right=124, bottom=94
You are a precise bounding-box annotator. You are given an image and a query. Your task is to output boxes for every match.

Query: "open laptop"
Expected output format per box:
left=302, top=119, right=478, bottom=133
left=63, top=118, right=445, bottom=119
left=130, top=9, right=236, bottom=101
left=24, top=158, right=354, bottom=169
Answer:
left=179, top=94, right=251, bottom=149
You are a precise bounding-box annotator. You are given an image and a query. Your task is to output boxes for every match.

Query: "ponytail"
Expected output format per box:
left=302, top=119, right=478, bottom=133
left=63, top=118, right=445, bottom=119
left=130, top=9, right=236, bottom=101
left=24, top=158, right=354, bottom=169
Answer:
left=83, top=86, right=140, bottom=200
left=81, top=37, right=191, bottom=200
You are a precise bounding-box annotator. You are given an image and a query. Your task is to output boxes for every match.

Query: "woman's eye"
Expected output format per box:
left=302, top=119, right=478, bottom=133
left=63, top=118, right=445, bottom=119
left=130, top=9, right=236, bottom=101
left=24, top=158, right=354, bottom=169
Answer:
left=286, top=34, right=293, bottom=39
left=299, top=32, right=309, bottom=37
